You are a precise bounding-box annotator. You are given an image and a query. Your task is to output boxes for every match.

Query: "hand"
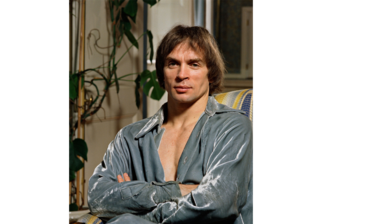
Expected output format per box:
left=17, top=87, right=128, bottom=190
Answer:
left=117, top=173, right=198, bottom=196
left=179, top=184, right=199, bottom=196
left=117, top=173, right=131, bottom=183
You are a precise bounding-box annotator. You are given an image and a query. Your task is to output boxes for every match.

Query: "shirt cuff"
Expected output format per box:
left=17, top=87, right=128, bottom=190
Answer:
left=151, top=181, right=182, bottom=203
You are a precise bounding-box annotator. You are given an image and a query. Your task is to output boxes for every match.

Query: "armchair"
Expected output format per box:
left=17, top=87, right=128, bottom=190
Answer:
left=214, top=88, right=253, bottom=121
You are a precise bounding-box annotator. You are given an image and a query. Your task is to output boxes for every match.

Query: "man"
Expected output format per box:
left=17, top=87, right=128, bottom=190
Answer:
left=88, top=25, right=253, bottom=224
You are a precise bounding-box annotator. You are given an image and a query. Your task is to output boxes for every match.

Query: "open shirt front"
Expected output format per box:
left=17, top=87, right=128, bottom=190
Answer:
left=88, top=96, right=253, bottom=224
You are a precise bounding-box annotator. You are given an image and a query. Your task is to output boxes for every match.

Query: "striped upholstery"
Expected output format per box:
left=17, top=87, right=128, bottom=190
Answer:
left=214, top=89, right=255, bottom=145
left=76, top=214, right=103, bottom=224
left=214, top=89, right=255, bottom=126
left=214, top=89, right=255, bottom=149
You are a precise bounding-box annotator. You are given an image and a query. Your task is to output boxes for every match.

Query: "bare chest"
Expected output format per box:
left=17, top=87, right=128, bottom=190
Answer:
left=158, top=124, right=195, bottom=181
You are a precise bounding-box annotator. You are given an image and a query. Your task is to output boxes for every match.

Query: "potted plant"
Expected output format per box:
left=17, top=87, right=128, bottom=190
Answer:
left=67, top=0, right=165, bottom=211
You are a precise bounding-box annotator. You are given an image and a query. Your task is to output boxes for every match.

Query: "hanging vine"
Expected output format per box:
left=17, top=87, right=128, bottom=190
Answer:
left=69, top=0, right=163, bottom=211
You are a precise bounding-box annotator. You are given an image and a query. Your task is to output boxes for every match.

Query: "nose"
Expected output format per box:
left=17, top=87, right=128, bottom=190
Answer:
left=176, top=64, right=189, bottom=81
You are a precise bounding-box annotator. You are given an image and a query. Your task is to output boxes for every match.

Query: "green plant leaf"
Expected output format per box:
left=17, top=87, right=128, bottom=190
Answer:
left=67, top=79, right=77, bottom=100
left=67, top=71, right=77, bottom=100
left=71, top=74, right=79, bottom=87
left=69, top=139, right=84, bottom=181
left=124, top=29, right=139, bottom=49
left=140, top=69, right=151, bottom=86
left=140, top=70, right=165, bottom=100
left=69, top=169, right=76, bottom=182
left=122, top=0, right=137, bottom=23
left=72, top=73, right=84, bottom=88
left=69, top=72, right=85, bottom=100
left=142, top=79, right=154, bottom=96
left=113, top=0, right=120, bottom=7
left=143, top=0, right=157, bottom=7
left=73, top=138, right=88, bottom=161
left=124, top=0, right=137, bottom=17
left=134, top=75, right=141, bottom=108
left=129, top=14, right=137, bottom=23
left=147, top=30, right=154, bottom=61
left=121, top=11, right=132, bottom=31
left=73, top=156, right=84, bottom=172
left=69, top=139, right=75, bottom=168
left=69, top=203, right=79, bottom=211
left=149, top=70, right=165, bottom=100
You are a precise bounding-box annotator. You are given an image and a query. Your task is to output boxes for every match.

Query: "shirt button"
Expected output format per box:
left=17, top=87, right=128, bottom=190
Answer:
left=183, top=156, right=188, bottom=164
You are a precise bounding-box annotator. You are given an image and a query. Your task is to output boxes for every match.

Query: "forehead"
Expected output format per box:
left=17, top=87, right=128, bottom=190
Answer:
left=167, top=42, right=205, bottom=60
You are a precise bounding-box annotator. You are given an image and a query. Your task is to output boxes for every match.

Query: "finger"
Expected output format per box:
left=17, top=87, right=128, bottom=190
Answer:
left=117, top=174, right=124, bottom=183
left=123, top=173, right=131, bottom=181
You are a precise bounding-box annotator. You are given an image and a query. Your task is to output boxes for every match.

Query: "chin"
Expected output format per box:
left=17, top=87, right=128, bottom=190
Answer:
left=167, top=87, right=209, bottom=104
left=171, top=92, right=209, bottom=105
left=172, top=94, right=196, bottom=103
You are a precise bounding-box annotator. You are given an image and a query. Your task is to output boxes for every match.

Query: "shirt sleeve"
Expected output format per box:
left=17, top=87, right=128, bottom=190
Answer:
left=87, top=129, right=182, bottom=218
left=138, top=115, right=253, bottom=223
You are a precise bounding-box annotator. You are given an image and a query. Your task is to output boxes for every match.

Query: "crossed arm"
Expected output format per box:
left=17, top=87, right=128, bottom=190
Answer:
left=117, top=173, right=199, bottom=196
left=88, top=115, right=252, bottom=223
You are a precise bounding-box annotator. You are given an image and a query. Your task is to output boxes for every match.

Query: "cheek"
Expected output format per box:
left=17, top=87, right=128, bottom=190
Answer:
left=197, top=72, right=210, bottom=85
left=163, top=74, right=174, bottom=88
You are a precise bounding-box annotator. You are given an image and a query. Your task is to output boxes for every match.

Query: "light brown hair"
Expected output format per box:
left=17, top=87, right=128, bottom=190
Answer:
left=155, top=25, right=225, bottom=95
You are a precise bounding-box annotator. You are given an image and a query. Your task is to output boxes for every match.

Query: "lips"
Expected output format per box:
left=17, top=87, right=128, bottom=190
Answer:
left=174, top=85, right=191, bottom=93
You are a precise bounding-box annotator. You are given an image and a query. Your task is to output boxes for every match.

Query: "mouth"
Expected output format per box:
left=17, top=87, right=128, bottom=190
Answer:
left=174, top=85, right=191, bottom=93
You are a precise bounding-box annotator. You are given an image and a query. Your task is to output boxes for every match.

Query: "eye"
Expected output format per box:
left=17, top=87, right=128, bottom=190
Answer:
left=168, top=61, right=177, bottom=67
left=192, top=63, right=199, bottom=67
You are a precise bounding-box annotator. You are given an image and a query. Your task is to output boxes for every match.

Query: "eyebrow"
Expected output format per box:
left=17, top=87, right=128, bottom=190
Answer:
left=165, top=57, right=204, bottom=64
left=165, top=57, right=177, bottom=62
left=187, top=58, right=204, bottom=64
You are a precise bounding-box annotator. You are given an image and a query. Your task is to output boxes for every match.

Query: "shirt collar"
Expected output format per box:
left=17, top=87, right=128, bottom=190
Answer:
left=134, top=96, right=244, bottom=139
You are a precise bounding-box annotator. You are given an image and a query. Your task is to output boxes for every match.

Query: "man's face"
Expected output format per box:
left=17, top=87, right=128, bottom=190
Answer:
left=163, top=42, right=210, bottom=104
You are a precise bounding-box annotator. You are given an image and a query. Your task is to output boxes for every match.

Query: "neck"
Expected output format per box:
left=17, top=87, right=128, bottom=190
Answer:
left=164, top=95, right=209, bottom=129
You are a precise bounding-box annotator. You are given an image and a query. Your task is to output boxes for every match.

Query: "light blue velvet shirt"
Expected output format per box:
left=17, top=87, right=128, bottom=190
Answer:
left=88, top=96, right=253, bottom=224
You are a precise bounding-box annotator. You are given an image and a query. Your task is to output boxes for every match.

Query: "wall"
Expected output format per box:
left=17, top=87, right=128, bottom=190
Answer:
left=82, top=0, right=145, bottom=207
